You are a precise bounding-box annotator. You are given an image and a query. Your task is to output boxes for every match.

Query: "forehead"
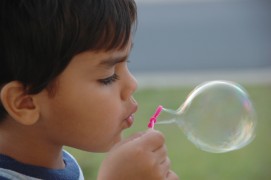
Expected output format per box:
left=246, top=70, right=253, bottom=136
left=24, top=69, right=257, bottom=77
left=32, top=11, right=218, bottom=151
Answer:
left=73, top=41, right=133, bottom=66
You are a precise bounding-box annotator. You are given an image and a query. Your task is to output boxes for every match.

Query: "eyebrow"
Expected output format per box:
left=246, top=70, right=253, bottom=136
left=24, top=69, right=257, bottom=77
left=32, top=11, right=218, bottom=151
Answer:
left=98, top=43, right=133, bottom=68
left=98, top=55, right=129, bottom=69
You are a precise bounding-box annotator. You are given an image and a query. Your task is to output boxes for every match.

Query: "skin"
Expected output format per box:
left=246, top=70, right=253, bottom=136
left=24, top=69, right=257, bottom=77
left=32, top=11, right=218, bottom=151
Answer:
left=98, top=130, right=179, bottom=180
left=0, top=41, right=179, bottom=179
left=35, top=43, right=138, bottom=153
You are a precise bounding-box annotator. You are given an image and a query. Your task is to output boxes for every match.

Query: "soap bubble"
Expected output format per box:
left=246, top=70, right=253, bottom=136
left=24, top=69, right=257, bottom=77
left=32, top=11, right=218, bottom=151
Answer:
left=149, top=81, right=257, bottom=153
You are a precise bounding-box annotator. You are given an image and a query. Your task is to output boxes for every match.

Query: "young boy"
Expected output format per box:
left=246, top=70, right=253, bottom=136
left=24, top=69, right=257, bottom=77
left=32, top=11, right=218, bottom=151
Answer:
left=0, top=0, right=179, bottom=179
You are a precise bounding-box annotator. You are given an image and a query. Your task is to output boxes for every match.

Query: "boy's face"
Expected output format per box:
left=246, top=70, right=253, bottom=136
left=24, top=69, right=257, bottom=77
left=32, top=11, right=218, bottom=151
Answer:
left=37, top=42, right=138, bottom=152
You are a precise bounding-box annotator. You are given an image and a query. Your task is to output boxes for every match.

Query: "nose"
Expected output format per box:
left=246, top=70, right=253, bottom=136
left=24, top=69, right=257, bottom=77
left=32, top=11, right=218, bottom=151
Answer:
left=121, top=70, right=138, bottom=101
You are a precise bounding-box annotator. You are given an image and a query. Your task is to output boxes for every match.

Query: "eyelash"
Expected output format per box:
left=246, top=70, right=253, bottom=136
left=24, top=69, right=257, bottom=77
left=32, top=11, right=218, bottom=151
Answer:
left=98, top=74, right=119, bottom=85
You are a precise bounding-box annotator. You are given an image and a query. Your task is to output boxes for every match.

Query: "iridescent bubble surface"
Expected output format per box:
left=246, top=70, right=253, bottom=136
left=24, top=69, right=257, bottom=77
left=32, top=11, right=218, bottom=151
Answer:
left=155, top=81, right=257, bottom=153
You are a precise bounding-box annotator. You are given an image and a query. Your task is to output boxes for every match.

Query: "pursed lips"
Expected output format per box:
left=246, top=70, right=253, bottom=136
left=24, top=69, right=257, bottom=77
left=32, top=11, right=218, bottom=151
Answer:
left=124, top=104, right=138, bottom=128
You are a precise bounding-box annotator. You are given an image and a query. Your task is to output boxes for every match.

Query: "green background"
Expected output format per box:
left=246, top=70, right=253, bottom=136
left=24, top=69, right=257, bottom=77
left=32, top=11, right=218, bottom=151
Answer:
left=66, top=84, right=271, bottom=179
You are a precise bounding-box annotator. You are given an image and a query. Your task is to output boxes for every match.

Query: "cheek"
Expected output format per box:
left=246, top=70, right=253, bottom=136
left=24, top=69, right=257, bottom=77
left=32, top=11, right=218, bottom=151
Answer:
left=89, top=98, right=123, bottom=131
left=47, top=91, right=123, bottom=150
left=52, top=94, right=121, bottom=130
left=38, top=80, right=125, bottom=150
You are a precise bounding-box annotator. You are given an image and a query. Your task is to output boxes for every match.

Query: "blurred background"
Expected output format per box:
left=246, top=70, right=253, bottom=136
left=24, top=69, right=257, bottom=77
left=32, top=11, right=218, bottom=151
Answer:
left=130, top=0, right=271, bottom=87
left=68, top=0, right=271, bottom=179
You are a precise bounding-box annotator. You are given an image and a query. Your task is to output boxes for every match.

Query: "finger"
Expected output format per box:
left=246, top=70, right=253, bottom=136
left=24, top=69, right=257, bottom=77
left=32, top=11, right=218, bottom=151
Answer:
left=153, top=157, right=171, bottom=179
left=153, top=144, right=167, bottom=163
left=122, top=131, right=146, bottom=143
left=136, top=129, right=165, bottom=151
left=112, top=131, right=146, bottom=150
left=159, top=157, right=171, bottom=176
left=166, top=170, right=179, bottom=180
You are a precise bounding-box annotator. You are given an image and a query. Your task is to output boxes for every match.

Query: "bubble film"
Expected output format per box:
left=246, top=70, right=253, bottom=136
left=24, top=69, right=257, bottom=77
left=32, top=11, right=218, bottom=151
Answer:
left=153, top=81, right=257, bottom=153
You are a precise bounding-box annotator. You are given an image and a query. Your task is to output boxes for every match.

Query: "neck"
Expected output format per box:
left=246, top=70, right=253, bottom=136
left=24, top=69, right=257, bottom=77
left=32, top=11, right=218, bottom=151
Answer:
left=0, top=118, right=65, bottom=169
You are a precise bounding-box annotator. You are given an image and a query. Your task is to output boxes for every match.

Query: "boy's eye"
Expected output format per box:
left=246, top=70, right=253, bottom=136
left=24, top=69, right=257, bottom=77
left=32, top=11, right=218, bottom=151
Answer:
left=98, top=73, right=119, bottom=85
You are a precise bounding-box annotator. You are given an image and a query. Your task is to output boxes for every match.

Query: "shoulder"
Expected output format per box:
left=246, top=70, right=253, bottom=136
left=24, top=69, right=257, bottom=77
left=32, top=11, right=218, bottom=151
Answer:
left=63, top=150, right=84, bottom=180
left=0, top=151, right=84, bottom=180
left=0, top=154, right=40, bottom=180
left=0, top=168, right=41, bottom=180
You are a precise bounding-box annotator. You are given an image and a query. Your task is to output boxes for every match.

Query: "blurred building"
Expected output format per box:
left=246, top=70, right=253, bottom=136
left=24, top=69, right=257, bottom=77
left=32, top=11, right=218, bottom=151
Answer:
left=131, top=0, right=271, bottom=72
left=130, top=0, right=271, bottom=86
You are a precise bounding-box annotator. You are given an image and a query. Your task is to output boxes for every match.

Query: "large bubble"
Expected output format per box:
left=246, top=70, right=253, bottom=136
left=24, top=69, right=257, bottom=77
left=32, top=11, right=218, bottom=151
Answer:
left=149, top=81, right=257, bottom=153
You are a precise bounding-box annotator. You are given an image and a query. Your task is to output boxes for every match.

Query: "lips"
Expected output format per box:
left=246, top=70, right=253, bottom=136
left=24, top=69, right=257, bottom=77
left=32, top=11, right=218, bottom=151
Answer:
left=126, top=114, right=135, bottom=127
left=124, top=104, right=138, bottom=128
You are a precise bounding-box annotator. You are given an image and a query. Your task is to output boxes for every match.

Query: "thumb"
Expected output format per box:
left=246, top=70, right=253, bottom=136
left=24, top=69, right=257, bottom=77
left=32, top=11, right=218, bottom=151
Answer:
left=111, top=131, right=147, bottom=150
left=134, top=129, right=165, bottom=151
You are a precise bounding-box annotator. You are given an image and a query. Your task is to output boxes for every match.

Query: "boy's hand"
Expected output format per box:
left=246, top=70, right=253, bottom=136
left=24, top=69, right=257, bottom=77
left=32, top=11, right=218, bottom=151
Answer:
left=97, top=130, right=179, bottom=180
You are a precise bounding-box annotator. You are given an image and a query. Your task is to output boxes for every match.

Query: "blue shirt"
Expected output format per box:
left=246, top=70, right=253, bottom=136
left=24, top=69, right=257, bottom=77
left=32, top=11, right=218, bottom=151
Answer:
left=0, top=151, right=84, bottom=180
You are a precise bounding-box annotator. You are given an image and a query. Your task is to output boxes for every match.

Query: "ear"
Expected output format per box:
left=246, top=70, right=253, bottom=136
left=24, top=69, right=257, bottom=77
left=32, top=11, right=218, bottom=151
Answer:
left=0, top=81, right=40, bottom=125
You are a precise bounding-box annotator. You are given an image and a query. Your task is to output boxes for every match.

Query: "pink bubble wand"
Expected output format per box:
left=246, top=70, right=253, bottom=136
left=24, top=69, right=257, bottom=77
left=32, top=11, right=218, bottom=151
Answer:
left=148, top=105, right=163, bottom=129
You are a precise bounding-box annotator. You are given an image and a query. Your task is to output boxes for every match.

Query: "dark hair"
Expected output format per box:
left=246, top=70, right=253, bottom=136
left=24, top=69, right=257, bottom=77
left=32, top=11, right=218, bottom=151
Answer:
left=0, top=0, right=137, bottom=120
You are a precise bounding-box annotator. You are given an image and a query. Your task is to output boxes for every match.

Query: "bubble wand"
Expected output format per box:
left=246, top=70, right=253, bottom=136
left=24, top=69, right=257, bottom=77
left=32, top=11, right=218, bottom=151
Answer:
left=148, top=105, right=163, bottom=129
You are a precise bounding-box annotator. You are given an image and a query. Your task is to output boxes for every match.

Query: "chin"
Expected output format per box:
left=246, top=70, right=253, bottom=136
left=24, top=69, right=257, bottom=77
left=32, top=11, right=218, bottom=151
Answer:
left=80, top=145, right=111, bottom=153
left=90, top=138, right=123, bottom=152
left=78, top=133, right=123, bottom=152
left=105, top=135, right=123, bottom=151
